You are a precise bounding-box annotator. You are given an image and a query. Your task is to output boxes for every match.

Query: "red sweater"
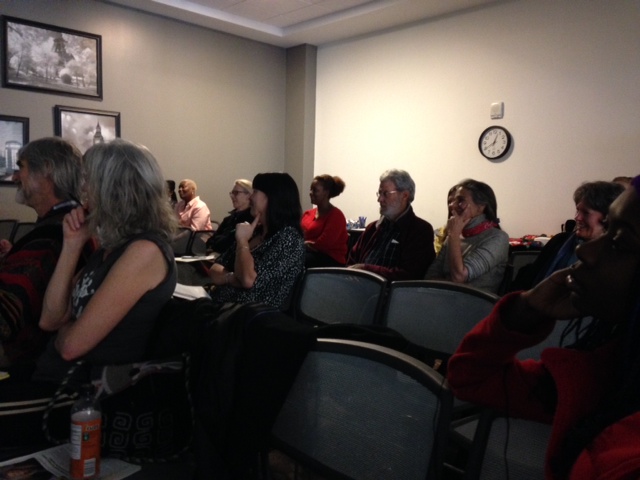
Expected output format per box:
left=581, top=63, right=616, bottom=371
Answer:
left=448, top=293, right=640, bottom=480
left=301, top=207, right=348, bottom=265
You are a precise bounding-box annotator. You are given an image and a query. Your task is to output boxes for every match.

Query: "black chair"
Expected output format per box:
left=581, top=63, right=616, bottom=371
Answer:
left=0, top=219, right=18, bottom=241
left=381, top=280, right=498, bottom=362
left=189, top=230, right=214, bottom=256
left=171, top=228, right=193, bottom=257
left=268, top=338, right=454, bottom=480
left=500, top=250, right=541, bottom=294
left=10, top=222, right=36, bottom=244
left=292, top=267, right=388, bottom=326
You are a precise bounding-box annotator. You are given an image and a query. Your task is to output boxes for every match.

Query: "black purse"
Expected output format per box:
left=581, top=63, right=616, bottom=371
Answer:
left=43, top=353, right=194, bottom=463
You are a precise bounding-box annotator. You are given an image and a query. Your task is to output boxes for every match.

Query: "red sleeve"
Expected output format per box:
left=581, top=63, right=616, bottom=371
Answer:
left=308, top=208, right=347, bottom=262
left=447, top=292, right=558, bottom=423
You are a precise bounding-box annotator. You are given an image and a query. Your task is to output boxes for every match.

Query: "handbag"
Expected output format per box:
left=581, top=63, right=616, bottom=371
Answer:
left=43, top=353, right=194, bottom=463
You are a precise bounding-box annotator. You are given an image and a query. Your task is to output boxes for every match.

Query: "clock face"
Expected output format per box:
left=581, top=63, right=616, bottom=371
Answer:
left=479, top=126, right=511, bottom=159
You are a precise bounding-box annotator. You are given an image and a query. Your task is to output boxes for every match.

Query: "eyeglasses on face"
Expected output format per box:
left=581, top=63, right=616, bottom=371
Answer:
left=229, top=190, right=249, bottom=196
left=376, top=190, right=398, bottom=199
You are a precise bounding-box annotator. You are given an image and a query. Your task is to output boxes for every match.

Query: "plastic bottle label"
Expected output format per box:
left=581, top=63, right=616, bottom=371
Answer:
left=70, top=416, right=101, bottom=479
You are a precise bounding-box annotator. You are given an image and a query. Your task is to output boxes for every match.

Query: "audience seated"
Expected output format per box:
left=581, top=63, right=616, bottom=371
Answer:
left=448, top=174, right=640, bottom=479
left=347, top=169, right=435, bottom=280
left=175, top=179, right=213, bottom=231
left=426, top=179, right=509, bottom=293
left=433, top=184, right=458, bottom=256
left=301, top=174, right=348, bottom=268
left=34, top=140, right=177, bottom=385
left=0, top=137, right=85, bottom=372
left=511, top=181, right=625, bottom=291
left=207, top=172, right=305, bottom=309
left=205, top=179, right=253, bottom=254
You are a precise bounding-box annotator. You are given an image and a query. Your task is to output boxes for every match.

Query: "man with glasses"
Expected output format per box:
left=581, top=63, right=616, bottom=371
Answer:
left=347, top=169, right=435, bottom=280
left=206, top=179, right=254, bottom=254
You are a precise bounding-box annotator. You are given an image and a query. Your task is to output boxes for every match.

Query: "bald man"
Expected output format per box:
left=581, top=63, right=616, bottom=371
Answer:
left=175, top=179, right=213, bottom=231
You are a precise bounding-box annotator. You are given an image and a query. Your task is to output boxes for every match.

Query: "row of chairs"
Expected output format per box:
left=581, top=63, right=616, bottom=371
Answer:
left=271, top=268, right=558, bottom=479
left=0, top=219, right=37, bottom=244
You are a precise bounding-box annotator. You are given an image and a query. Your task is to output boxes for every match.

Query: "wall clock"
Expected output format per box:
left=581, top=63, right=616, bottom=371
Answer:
left=479, top=126, right=512, bottom=159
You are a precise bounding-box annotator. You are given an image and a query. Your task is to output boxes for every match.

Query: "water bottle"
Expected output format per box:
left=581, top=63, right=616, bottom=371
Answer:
left=70, top=384, right=101, bottom=480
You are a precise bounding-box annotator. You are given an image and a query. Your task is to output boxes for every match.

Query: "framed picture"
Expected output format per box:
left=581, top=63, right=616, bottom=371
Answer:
left=2, top=16, right=102, bottom=99
left=54, top=105, right=120, bottom=154
left=0, top=115, right=29, bottom=184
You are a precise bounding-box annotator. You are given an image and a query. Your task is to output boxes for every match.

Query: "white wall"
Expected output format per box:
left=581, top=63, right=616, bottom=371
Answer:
left=0, top=0, right=286, bottom=222
left=315, top=0, right=640, bottom=237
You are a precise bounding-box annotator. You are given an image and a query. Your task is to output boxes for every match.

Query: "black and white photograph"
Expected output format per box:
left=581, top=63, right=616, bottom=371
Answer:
left=2, top=16, right=102, bottom=99
left=0, top=115, right=29, bottom=184
left=54, top=105, right=120, bottom=154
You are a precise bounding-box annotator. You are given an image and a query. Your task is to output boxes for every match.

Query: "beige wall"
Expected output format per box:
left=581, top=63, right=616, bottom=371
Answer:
left=0, top=0, right=287, bottom=222
left=315, top=0, right=640, bottom=237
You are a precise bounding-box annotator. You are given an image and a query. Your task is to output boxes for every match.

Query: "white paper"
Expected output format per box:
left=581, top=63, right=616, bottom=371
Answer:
left=173, top=282, right=209, bottom=300
left=0, top=444, right=141, bottom=479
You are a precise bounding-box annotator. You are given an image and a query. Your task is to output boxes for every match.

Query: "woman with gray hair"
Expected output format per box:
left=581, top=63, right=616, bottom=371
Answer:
left=35, top=139, right=177, bottom=383
left=426, top=178, right=509, bottom=293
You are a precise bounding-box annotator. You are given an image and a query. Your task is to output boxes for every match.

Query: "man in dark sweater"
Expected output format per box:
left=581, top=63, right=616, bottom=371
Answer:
left=0, top=137, right=84, bottom=373
left=347, top=169, right=435, bottom=280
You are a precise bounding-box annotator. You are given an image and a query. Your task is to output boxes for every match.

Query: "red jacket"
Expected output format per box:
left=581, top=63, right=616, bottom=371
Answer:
left=448, top=293, right=640, bottom=480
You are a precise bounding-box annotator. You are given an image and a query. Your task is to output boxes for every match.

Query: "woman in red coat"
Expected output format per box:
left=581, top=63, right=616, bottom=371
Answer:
left=448, top=175, right=640, bottom=479
left=301, top=174, right=348, bottom=268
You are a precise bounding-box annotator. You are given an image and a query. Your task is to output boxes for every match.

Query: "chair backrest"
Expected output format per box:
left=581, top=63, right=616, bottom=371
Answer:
left=171, top=228, right=193, bottom=256
left=10, top=222, right=36, bottom=244
left=499, top=249, right=541, bottom=294
left=382, top=280, right=498, bottom=358
left=0, top=219, right=18, bottom=241
left=270, top=338, right=454, bottom=480
left=293, top=267, right=388, bottom=326
left=454, top=409, right=551, bottom=480
left=189, top=230, right=213, bottom=256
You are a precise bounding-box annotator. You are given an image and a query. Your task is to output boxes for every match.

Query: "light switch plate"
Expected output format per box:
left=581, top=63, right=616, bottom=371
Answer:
left=490, top=102, right=504, bottom=119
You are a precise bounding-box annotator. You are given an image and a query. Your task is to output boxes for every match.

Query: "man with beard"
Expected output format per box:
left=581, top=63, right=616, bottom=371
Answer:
left=347, top=169, right=435, bottom=280
left=0, top=137, right=84, bottom=376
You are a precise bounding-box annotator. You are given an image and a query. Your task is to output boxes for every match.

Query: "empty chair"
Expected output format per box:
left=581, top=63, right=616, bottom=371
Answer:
left=0, top=219, right=18, bottom=241
left=171, top=228, right=193, bottom=257
left=292, top=267, right=387, bottom=326
left=269, top=338, right=454, bottom=480
left=10, top=222, right=36, bottom=244
left=381, top=280, right=498, bottom=363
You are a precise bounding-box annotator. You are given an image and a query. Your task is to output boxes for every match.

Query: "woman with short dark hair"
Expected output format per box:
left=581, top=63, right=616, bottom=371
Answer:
left=208, top=172, right=304, bottom=308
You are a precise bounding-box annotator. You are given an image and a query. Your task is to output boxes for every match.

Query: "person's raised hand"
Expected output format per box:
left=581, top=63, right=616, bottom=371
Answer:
left=235, top=215, right=260, bottom=245
left=521, top=267, right=582, bottom=321
left=62, top=207, right=92, bottom=250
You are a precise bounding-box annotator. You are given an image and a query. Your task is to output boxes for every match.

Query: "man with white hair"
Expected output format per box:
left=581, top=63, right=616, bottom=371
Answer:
left=347, top=169, right=435, bottom=280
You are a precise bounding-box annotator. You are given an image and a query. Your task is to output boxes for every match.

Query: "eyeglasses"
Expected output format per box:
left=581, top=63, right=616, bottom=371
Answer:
left=229, top=190, right=249, bottom=196
left=376, top=190, right=398, bottom=199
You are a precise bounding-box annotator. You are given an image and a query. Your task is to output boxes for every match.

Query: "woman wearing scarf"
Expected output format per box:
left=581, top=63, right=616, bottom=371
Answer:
left=426, top=179, right=509, bottom=293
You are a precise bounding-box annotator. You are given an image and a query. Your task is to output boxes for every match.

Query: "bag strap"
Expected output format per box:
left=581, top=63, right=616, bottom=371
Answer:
left=42, top=359, right=86, bottom=444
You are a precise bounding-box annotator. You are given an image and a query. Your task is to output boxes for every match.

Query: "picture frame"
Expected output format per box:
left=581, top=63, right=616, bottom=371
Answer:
left=2, top=16, right=102, bottom=99
left=54, top=105, right=120, bottom=154
left=0, top=115, right=29, bottom=184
